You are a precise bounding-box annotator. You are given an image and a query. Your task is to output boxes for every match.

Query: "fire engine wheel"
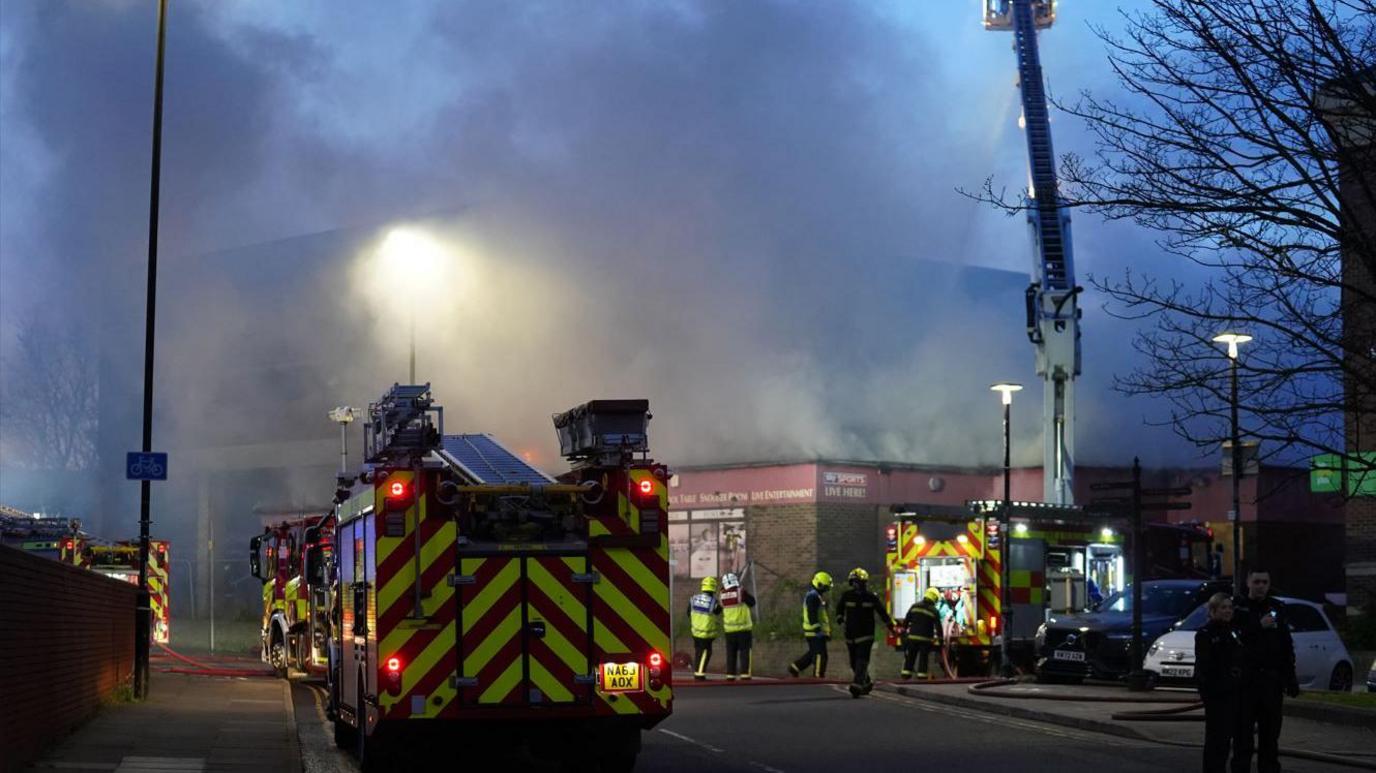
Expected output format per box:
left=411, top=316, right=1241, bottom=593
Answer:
left=269, top=635, right=288, bottom=678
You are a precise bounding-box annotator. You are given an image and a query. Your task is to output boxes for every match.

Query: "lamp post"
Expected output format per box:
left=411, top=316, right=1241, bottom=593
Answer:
left=1212, top=332, right=1251, bottom=595
left=328, top=406, right=356, bottom=478
left=134, top=0, right=170, bottom=700
left=991, top=382, right=1023, bottom=677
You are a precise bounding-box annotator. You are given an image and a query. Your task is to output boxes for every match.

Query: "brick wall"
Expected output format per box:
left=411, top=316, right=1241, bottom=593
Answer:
left=1341, top=125, right=1376, bottom=616
left=815, top=503, right=885, bottom=586
left=0, top=544, right=138, bottom=772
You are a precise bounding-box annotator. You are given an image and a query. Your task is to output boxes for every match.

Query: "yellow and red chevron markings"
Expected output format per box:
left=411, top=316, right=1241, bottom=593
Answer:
left=148, top=542, right=171, bottom=644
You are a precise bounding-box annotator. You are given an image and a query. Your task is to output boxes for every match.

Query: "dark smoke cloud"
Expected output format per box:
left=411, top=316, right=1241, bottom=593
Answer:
left=0, top=2, right=1200, bottom=543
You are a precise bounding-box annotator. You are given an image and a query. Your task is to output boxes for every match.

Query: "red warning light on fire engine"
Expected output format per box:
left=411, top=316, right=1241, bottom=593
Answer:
left=638, top=480, right=654, bottom=495
left=648, top=652, right=663, bottom=667
left=386, top=656, right=401, bottom=672
left=389, top=481, right=406, bottom=497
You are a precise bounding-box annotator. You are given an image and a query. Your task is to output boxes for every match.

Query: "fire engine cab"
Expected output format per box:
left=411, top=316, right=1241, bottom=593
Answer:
left=251, top=513, right=336, bottom=676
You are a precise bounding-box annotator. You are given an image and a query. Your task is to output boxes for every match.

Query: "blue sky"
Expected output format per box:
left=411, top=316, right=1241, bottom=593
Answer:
left=0, top=1, right=1213, bottom=472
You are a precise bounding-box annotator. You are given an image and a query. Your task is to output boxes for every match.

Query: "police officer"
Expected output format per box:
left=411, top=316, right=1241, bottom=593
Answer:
left=689, top=576, right=723, bottom=680
left=835, top=567, right=896, bottom=697
left=901, top=587, right=944, bottom=680
left=719, top=572, right=756, bottom=680
left=1195, top=592, right=1245, bottom=773
left=788, top=571, right=832, bottom=678
left=1231, top=568, right=1298, bottom=773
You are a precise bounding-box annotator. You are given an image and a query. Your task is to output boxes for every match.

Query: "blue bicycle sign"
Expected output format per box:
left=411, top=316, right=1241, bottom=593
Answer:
left=126, top=452, right=168, bottom=481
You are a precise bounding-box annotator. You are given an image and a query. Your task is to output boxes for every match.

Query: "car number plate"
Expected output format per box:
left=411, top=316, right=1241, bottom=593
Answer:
left=1161, top=665, right=1194, bottom=678
left=1053, top=649, right=1086, bottom=662
left=600, top=662, right=642, bottom=692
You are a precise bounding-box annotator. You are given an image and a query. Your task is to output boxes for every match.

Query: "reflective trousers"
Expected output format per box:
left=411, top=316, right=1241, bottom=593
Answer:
left=724, top=631, right=753, bottom=679
left=692, top=636, right=715, bottom=678
left=846, top=639, right=874, bottom=687
left=901, top=640, right=939, bottom=678
left=792, top=637, right=828, bottom=678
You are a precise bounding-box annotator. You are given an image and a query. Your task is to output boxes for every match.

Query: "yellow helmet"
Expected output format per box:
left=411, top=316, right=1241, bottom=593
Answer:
left=811, top=571, right=833, bottom=592
left=924, top=587, right=941, bottom=603
left=701, top=576, right=718, bottom=592
left=847, top=567, right=869, bottom=584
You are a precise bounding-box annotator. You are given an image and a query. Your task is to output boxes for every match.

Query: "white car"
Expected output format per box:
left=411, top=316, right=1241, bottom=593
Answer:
left=1144, top=596, right=1356, bottom=692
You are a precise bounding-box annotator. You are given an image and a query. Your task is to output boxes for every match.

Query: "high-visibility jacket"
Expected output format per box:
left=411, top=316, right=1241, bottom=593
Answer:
left=903, top=599, right=941, bottom=643
left=689, top=591, right=722, bottom=639
left=720, top=587, right=755, bottom=633
left=801, top=588, right=830, bottom=638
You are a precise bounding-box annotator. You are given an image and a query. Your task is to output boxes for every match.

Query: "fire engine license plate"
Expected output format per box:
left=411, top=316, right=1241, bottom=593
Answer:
left=1161, top=665, right=1194, bottom=678
left=1053, top=649, right=1086, bottom=662
left=601, top=662, right=642, bottom=692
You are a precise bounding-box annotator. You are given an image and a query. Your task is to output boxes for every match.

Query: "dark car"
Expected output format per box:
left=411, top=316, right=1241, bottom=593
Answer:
left=1033, top=579, right=1229, bottom=682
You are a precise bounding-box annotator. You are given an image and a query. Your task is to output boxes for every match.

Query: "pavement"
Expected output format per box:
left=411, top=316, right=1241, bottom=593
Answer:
left=878, top=678, right=1376, bottom=770
left=22, top=671, right=297, bottom=773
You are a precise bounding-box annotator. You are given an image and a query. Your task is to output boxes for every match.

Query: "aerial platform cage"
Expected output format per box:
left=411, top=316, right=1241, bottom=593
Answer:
left=552, top=399, right=651, bottom=465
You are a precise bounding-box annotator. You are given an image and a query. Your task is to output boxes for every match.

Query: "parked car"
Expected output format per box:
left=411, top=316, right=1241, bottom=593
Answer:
left=1365, top=656, right=1374, bottom=693
left=1143, top=596, right=1356, bottom=691
left=1034, top=579, right=1229, bottom=682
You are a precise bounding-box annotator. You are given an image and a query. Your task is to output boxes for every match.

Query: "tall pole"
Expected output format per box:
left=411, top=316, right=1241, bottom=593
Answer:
left=1229, top=354, right=1242, bottom=595
left=1129, top=457, right=1145, bottom=688
left=134, top=0, right=169, bottom=700
left=409, top=308, right=416, bottom=384
left=1001, top=397, right=1013, bottom=677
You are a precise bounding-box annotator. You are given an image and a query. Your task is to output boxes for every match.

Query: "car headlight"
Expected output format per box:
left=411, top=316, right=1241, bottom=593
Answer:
left=1034, top=623, right=1047, bottom=647
left=1148, top=642, right=1160, bottom=657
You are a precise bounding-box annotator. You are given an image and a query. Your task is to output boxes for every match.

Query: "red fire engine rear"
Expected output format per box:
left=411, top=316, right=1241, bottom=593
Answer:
left=330, top=386, right=670, bottom=771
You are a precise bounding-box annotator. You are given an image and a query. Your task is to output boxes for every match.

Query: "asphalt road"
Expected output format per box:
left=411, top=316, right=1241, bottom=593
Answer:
left=293, top=680, right=1359, bottom=773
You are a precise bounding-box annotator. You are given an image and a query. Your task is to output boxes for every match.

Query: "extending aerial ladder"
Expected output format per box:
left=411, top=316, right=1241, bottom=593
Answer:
left=984, top=0, right=1081, bottom=505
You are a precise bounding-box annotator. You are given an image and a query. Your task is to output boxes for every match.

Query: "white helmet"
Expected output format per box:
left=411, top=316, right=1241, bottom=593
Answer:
left=721, top=572, right=740, bottom=590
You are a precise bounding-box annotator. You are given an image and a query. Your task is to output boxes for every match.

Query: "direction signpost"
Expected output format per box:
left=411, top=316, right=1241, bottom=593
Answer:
left=1089, top=458, right=1192, bottom=691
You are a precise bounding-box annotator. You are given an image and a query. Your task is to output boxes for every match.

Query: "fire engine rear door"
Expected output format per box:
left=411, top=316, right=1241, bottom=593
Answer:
left=454, top=552, right=594, bottom=706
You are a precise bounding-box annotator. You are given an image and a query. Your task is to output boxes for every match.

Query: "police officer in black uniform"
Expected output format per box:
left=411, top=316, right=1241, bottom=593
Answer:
left=1195, top=592, right=1245, bottom=773
left=1231, top=568, right=1298, bottom=773
left=834, top=567, right=896, bottom=697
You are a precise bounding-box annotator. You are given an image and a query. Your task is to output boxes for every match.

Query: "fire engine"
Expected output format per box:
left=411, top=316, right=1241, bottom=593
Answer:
left=328, top=385, right=671, bottom=771
left=250, top=513, right=336, bottom=676
left=883, top=501, right=1213, bottom=673
left=0, top=505, right=86, bottom=565
left=86, top=540, right=173, bottom=645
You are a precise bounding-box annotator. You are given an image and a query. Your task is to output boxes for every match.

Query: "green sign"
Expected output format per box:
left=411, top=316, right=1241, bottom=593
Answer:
left=1310, top=452, right=1376, bottom=496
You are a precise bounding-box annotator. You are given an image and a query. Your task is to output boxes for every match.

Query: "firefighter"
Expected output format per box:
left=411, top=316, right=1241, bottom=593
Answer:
left=901, top=587, right=944, bottom=680
left=689, top=576, right=723, bottom=680
left=1231, top=568, right=1298, bottom=773
left=719, top=572, right=756, bottom=681
left=788, top=571, right=832, bottom=678
left=834, top=567, right=896, bottom=697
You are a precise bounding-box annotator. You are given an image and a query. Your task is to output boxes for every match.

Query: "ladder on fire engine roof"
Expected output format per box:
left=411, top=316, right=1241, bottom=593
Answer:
left=436, top=434, right=555, bottom=486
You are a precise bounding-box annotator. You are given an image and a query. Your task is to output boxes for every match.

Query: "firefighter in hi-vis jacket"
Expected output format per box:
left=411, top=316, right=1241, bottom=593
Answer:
left=689, top=576, right=724, bottom=680
left=901, top=586, right=944, bottom=679
left=788, top=571, right=833, bottom=678
left=719, top=572, right=756, bottom=680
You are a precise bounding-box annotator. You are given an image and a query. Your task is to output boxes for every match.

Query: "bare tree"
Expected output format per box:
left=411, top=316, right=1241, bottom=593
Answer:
left=978, top=0, right=1376, bottom=484
left=0, top=314, right=99, bottom=470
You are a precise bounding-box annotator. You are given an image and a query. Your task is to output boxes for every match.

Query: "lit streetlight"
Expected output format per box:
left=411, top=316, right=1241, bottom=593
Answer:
left=1212, top=332, right=1252, bottom=595
left=990, top=382, right=1022, bottom=677
left=379, top=228, right=448, bottom=384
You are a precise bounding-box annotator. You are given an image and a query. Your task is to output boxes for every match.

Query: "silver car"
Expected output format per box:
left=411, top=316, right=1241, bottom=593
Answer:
left=1144, top=596, right=1357, bottom=691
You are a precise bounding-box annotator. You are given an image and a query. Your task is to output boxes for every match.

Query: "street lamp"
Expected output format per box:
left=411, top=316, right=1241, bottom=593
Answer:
left=991, top=382, right=1023, bottom=677
left=379, top=228, right=446, bottom=383
left=134, top=0, right=170, bottom=700
left=328, top=406, right=355, bottom=478
left=1212, top=332, right=1252, bottom=595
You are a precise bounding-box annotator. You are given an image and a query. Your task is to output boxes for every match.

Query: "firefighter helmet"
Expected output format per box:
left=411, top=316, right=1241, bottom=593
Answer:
left=811, top=571, right=833, bottom=592
left=847, top=567, right=869, bottom=584
left=701, top=576, right=719, bottom=592
left=924, top=586, right=941, bottom=603
left=721, top=572, right=740, bottom=590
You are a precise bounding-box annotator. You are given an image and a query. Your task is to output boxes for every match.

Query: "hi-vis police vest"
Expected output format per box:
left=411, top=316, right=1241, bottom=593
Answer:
left=802, top=589, right=831, bottom=638
left=720, top=587, right=753, bottom=633
left=690, top=592, right=722, bottom=639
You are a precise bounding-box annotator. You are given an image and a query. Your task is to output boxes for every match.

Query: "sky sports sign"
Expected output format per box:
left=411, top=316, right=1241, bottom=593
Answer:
left=822, top=470, right=868, bottom=498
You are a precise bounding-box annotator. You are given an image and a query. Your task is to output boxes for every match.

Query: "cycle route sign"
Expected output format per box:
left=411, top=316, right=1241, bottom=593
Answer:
left=126, top=452, right=168, bottom=481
